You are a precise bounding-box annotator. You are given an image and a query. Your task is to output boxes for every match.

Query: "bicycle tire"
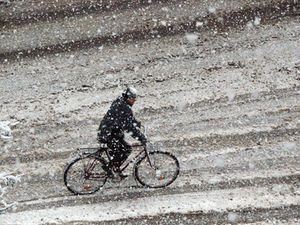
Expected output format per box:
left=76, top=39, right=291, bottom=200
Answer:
left=134, top=151, right=180, bottom=188
left=64, top=156, right=108, bottom=195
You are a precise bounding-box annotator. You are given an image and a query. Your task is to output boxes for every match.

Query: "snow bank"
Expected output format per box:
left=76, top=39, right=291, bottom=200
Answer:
left=0, top=121, right=13, bottom=141
left=0, top=173, right=21, bottom=213
left=0, top=173, right=21, bottom=186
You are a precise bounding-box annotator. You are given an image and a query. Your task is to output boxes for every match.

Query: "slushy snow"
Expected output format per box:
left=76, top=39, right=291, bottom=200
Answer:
left=0, top=121, right=13, bottom=141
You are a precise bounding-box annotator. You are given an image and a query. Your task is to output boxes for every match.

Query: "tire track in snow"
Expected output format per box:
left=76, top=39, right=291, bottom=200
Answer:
left=2, top=86, right=299, bottom=158
left=0, top=0, right=298, bottom=61
left=1, top=185, right=299, bottom=224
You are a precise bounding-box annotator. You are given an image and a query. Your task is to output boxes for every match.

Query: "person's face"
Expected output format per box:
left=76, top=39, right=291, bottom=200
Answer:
left=127, top=97, right=136, bottom=106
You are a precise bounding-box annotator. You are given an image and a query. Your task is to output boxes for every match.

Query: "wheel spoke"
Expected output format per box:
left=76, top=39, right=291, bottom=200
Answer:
left=64, top=156, right=108, bottom=195
left=134, top=151, right=179, bottom=188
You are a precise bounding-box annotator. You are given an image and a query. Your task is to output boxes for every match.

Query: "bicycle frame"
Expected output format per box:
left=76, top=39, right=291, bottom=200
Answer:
left=88, top=143, right=153, bottom=173
left=84, top=159, right=104, bottom=179
left=119, top=147, right=145, bottom=172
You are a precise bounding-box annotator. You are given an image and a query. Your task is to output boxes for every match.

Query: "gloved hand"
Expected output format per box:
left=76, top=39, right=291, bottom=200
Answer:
left=141, top=139, right=147, bottom=147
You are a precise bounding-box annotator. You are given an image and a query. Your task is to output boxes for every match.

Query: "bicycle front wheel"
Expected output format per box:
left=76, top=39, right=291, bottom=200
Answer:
left=64, top=156, right=108, bottom=195
left=134, top=151, right=180, bottom=188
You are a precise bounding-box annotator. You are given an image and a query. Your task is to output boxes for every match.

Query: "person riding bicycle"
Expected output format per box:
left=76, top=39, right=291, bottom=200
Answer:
left=97, top=87, right=147, bottom=177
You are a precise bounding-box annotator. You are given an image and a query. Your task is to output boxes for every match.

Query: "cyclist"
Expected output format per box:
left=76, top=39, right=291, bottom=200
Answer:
left=97, top=87, right=147, bottom=177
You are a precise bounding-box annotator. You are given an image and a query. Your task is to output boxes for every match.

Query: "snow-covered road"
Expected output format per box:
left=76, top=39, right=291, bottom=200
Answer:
left=1, top=185, right=299, bottom=224
left=0, top=0, right=299, bottom=224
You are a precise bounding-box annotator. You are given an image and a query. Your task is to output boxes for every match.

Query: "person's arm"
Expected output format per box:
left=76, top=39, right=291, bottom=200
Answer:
left=132, top=117, right=141, bottom=128
left=124, top=108, right=147, bottom=144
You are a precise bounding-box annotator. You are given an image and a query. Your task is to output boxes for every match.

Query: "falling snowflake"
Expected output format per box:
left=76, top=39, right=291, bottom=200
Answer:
left=160, top=20, right=167, bottom=26
left=196, top=21, right=204, bottom=27
left=228, top=212, right=239, bottom=223
left=254, top=17, right=261, bottom=26
left=185, top=33, right=198, bottom=44
left=208, top=6, right=216, bottom=14
left=246, top=21, right=254, bottom=29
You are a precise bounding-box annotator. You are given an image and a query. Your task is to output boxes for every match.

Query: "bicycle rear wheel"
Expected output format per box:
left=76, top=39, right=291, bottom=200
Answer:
left=64, top=156, right=108, bottom=195
left=134, top=151, right=180, bottom=188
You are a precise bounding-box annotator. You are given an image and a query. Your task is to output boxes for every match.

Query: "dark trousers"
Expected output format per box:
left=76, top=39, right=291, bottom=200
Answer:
left=107, top=137, right=132, bottom=167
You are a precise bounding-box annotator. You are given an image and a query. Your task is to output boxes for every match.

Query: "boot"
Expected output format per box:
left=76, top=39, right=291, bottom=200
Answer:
left=101, top=163, right=114, bottom=178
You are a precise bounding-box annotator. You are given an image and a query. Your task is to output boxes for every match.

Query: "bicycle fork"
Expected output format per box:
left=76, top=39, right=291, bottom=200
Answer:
left=145, top=149, right=165, bottom=180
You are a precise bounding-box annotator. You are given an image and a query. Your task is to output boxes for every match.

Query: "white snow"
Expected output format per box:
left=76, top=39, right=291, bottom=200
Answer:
left=246, top=21, right=254, bottom=29
left=214, top=157, right=225, bottom=167
left=228, top=212, right=239, bottom=223
left=0, top=173, right=21, bottom=212
left=160, top=20, right=167, bottom=26
left=0, top=1, right=299, bottom=223
left=185, top=33, right=198, bottom=44
left=208, top=6, right=217, bottom=14
left=0, top=121, right=13, bottom=141
left=225, top=90, right=235, bottom=102
left=0, top=173, right=21, bottom=186
left=0, top=185, right=298, bottom=224
left=254, top=17, right=261, bottom=26
left=281, top=142, right=297, bottom=151
left=161, top=7, right=169, bottom=12
left=196, top=21, right=204, bottom=27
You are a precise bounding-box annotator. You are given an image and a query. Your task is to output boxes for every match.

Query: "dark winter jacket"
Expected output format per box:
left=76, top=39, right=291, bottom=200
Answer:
left=98, top=96, right=147, bottom=144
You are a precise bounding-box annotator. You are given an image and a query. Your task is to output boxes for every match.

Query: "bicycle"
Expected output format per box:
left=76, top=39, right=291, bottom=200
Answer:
left=64, top=142, right=180, bottom=195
